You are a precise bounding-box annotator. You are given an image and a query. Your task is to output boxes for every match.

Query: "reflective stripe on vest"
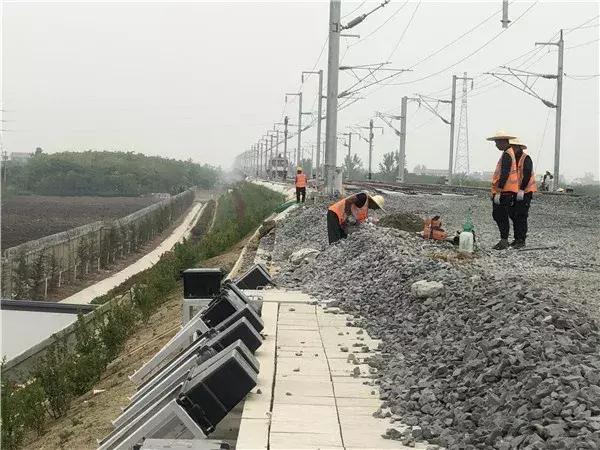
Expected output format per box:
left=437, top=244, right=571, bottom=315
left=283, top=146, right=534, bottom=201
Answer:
left=491, top=147, right=537, bottom=194
left=351, top=202, right=368, bottom=223
left=328, top=198, right=347, bottom=225
left=295, top=173, right=307, bottom=188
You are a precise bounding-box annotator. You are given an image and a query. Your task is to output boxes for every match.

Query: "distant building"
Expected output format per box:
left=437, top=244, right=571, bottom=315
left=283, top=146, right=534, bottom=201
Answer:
left=10, top=152, right=33, bottom=162
left=470, top=171, right=494, bottom=181
left=414, top=167, right=449, bottom=177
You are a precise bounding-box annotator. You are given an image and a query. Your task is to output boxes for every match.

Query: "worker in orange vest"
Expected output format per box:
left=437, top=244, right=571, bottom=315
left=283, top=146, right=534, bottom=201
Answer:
left=295, top=167, right=307, bottom=204
left=327, top=192, right=385, bottom=244
left=488, top=131, right=537, bottom=250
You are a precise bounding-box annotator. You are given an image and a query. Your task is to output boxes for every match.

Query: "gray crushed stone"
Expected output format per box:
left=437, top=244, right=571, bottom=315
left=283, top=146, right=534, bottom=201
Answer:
left=270, top=193, right=600, bottom=450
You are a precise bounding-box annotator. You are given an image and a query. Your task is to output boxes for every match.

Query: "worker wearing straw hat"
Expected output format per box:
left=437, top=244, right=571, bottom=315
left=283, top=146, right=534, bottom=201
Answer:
left=487, top=132, right=537, bottom=250
left=327, top=192, right=385, bottom=244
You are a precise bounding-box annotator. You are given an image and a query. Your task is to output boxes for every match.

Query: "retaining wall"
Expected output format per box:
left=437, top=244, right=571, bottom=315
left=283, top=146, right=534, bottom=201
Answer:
left=1, top=190, right=195, bottom=300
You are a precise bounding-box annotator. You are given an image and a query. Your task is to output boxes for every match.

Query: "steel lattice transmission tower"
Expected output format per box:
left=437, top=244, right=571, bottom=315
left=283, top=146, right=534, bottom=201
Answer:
left=454, top=72, right=472, bottom=175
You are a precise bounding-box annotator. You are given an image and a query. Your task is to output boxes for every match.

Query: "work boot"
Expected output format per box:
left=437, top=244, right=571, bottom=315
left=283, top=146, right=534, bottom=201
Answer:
left=511, top=239, right=526, bottom=249
left=493, top=239, right=509, bottom=250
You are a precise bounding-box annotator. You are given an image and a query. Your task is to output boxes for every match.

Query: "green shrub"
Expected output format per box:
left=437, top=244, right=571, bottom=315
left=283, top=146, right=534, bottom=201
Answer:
left=1, top=374, right=26, bottom=449
left=12, top=251, right=29, bottom=299
left=98, top=301, right=137, bottom=360
left=131, top=284, right=157, bottom=323
left=18, top=379, right=47, bottom=436
left=35, top=339, right=74, bottom=419
left=68, top=316, right=106, bottom=395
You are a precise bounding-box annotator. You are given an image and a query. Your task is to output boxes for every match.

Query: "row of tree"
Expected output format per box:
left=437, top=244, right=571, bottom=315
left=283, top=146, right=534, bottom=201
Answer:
left=6, top=192, right=193, bottom=300
left=3, top=150, right=220, bottom=196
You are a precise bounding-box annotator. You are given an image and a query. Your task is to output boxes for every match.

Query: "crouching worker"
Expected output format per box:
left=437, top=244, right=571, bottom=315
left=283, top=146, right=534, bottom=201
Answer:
left=327, top=192, right=385, bottom=244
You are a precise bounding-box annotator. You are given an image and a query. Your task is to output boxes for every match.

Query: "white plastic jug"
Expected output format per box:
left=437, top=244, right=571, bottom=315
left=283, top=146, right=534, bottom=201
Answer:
left=458, top=231, right=474, bottom=253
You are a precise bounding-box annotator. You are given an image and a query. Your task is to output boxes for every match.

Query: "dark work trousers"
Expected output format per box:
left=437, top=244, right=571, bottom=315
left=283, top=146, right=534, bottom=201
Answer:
left=492, top=193, right=532, bottom=240
left=296, top=187, right=306, bottom=203
left=492, top=194, right=513, bottom=239
left=509, top=195, right=532, bottom=241
left=327, top=210, right=347, bottom=244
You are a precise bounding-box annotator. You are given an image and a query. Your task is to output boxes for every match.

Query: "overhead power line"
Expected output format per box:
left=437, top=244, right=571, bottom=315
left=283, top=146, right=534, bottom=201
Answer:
left=565, top=73, right=600, bottom=80
left=351, top=0, right=409, bottom=46
left=384, top=0, right=540, bottom=87
left=341, top=1, right=367, bottom=20
left=564, top=15, right=599, bottom=32
left=566, top=38, right=600, bottom=50
left=387, top=1, right=422, bottom=61
left=408, top=1, right=507, bottom=70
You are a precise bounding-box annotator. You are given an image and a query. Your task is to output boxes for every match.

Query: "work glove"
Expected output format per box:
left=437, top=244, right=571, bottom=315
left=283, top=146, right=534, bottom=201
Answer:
left=516, top=190, right=525, bottom=201
left=493, top=193, right=501, bottom=205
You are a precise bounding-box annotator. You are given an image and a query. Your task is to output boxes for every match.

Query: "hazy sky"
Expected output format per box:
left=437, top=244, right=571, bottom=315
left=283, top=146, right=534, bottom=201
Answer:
left=2, top=1, right=599, bottom=180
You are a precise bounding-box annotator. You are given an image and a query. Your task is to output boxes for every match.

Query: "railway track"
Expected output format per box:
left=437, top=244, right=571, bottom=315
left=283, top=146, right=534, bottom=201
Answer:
left=345, top=179, right=581, bottom=197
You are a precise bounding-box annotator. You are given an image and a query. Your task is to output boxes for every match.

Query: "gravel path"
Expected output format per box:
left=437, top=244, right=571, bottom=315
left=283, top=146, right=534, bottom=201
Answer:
left=267, top=191, right=600, bottom=449
left=380, top=191, right=600, bottom=321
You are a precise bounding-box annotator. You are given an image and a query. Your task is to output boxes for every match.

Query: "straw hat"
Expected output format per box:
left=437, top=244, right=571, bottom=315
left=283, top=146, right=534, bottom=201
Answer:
left=369, top=194, right=386, bottom=211
left=509, top=138, right=527, bottom=149
left=297, top=166, right=303, bottom=171
left=486, top=130, right=517, bottom=141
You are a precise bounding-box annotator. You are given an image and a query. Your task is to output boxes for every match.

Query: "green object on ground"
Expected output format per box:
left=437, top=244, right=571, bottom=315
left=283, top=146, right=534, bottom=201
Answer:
left=274, top=200, right=296, bottom=213
left=463, top=209, right=474, bottom=232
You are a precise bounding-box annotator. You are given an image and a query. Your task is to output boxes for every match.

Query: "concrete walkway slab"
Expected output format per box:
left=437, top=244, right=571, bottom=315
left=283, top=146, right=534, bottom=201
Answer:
left=237, top=288, right=424, bottom=450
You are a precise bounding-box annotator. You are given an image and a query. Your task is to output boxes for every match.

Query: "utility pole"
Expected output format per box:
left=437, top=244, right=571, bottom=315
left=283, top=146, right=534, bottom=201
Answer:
left=285, top=92, right=303, bottom=167
left=536, top=29, right=564, bottom=189
left=341, top=132, right=352, bottom=180
left=302, top=70, right=324, bottom=179
left=359, top=119, right=383, bottom=180
left=1, top=147, right=7, bottom=184
left=317, top=70, right=323, bottom=179
left=324, top=0, right=341, bottom=194
left=297, top=93, right=302, bottom=167
left=398, top=96, right=407, bottom=183
left=272, top=129, right=282, bottom=157
left=259, top=142, right=263, bottom=176
left=368, top=119, right=374, bottom=180
left=343, top=132, right=352, bottom=160
left=448, top=75, right=457, bottom=185
left=501, top=0, right=510, bottom=28
left=264, top=137, right=270, bottom=177
left=269, top=133, right=275, bottom=178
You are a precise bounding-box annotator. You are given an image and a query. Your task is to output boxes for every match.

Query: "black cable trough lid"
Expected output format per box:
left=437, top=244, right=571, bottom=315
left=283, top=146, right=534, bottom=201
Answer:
left=0, top=299, right=98, bottom=314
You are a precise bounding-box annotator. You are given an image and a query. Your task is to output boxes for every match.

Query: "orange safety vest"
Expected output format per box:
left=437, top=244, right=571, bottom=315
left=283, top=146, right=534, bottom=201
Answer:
left=329, top=196, right=369, bottom=225
left=295, top=173, right=307, bottom=188
left=491, top=147, right=537, bottom=194
left=351, top=202, right=369, bottom=224
left=329, top=198, right=347, bottom=225
left=423, top=216, right=448, bottom=240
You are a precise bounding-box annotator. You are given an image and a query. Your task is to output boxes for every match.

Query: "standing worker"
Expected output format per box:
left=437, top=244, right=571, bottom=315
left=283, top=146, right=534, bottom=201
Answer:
left=487, top=131, right=537, bottom=250
left=295, top=167, right=307, bottom=204
left=327, top=192, right=385, bottom=244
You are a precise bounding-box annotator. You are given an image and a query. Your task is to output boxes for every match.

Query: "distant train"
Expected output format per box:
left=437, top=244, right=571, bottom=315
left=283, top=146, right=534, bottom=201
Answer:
left=267, top=154, right=289, bottom=180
